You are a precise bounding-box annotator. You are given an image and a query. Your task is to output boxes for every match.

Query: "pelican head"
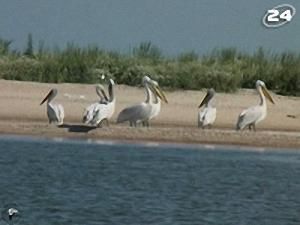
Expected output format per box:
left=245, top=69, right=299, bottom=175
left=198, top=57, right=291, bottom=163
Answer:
left=256, top=80, right=275, bottom=104
left=40, top=88, right=58, bottom=105
left=148, top=79, right=168, bottom=103
left=199, top=88, right=215, bottom=108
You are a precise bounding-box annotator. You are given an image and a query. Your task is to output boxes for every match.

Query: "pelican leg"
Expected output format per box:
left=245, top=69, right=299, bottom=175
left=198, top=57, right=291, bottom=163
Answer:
left=253, top=124, right=256, bottom=132
left=101, top=118, right=109, bottom=127
left=97, top=121, right=103, bottom=128
left=248, top=123, right=256, bottom=131
left=130, top=121, right=137, bottom=127
left=97, top=119, right=109, bottom=128
left=143, top=120, right=149, bottom=127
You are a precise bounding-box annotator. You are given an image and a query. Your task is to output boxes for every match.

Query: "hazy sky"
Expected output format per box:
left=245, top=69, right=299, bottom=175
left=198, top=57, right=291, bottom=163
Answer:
left=0, top=0, right=299, bottom=55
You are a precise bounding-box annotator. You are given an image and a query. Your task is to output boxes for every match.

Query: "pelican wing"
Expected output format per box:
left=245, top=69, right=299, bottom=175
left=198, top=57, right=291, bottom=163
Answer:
left=90, top=102, right=115, bottom=126
left=47, top=104, right=64, bottom=125
left=198, top=107, right=216, bottom=127
left=57, top=104, right=64, bottom=124
left=117, top=103, right=151, bottom=123
left=83, top=103, right=100, bottom=124
left=236, top=106, right=262, bottom=130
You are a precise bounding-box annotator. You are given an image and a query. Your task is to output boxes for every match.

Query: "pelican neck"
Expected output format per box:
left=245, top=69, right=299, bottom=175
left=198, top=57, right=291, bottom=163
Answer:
left=257, top=86, right=266, bottom=106
left=144, top=83, right=152, bottom=103
left=108, top=83, right=114, bottom=102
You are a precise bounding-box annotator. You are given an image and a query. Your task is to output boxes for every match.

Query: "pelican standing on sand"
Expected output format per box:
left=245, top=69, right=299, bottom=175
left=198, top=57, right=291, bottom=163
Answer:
left=117, top=76, right=167, bottom=127
left=84, top=79, right=116, bottom=127
left=144, top=78, right=168, bottom=126
left=236, top=80, right=275, bottom=131
left=40, top=88, right=64, bottom=125
left=82, top=84, right=109, bottom=124
left=198, top=88, right=217, bottom=128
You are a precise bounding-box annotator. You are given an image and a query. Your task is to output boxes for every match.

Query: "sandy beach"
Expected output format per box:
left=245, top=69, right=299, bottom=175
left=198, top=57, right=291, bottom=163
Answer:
left=0, top=79, right=299, bottom=149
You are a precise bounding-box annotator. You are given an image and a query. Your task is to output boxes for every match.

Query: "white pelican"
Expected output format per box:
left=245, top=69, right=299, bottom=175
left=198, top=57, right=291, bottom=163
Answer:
left=198, top=88, right=217, bottom=128
left=40, top=88, right=64, bottom=125
left=143, top=78, right=168, bottom=126
left=87, top=79, right=116, bottom=127
left=117, top=76, right=167, bottom=127
left=236, top=80, right=275, bottom=131
left=82, top=84, right=109, bottom=124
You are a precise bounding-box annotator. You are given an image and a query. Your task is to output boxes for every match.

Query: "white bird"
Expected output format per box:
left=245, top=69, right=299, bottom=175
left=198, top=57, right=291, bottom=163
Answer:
left=117, top=76, right=167, bottom=127
left=8, top=208, right=18, bottom=220
left=236, top=80, right=275, bottom=131
left=87, top=79, right=116, bottom=127
left=198, top=88, right=217, bottom=128
left=82, top=84, right=109, bottom=124
left=143, top=78, right=168, bottom=126
left=40, top=88, right=64, bottom=125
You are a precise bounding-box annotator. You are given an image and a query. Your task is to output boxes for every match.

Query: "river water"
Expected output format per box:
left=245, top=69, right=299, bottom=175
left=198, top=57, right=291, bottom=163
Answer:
left=0, top=136, right=299, bottom=225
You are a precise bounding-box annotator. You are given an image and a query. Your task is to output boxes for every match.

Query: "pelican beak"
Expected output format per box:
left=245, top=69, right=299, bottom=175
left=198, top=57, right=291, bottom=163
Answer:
left=198, top=92, right=210, bottom=108
left=40, top=90, right=53, bottom=105
left=96, top=84, right=108, bottom=101
left=262, top=85, right=275, bottom=104
left=153, top=84, right=168, bottom=103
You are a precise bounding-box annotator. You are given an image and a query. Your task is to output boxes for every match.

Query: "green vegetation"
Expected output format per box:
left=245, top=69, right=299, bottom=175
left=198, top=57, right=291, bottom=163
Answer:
left=0, top=36, right=299, bottom=96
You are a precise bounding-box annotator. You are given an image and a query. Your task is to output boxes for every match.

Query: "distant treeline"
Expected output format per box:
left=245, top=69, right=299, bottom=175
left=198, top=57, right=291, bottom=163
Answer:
left=0, top=34, right=299, bottom=96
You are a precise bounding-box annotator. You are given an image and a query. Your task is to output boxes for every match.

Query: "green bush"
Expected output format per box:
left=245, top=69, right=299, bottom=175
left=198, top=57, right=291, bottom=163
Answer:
left=0, top=36, right=299, bottom=96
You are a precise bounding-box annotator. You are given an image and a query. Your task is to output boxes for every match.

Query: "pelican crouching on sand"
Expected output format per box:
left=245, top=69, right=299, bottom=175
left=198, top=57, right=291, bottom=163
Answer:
left=82, top=84, right=109, bottom=124
left=236, top=80, right=275, bottom=131
left=117, top=76, right=167, bottom=127
left=90, top=79, right=116, bottom=127
left=40, top=88, right=64, bottom=125
left=198, top=88, right=216, bottom=128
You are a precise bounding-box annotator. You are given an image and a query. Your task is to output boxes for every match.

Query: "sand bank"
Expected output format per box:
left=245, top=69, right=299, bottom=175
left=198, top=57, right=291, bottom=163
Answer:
left=0, top=80, right=299, bottom=149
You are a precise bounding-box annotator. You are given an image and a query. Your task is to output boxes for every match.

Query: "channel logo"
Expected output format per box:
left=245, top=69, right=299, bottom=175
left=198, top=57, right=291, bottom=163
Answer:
left=262, top=4, right=296, bottom=28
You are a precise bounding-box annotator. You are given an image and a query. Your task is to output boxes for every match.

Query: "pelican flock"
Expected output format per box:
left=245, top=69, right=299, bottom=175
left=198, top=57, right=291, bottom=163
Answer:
left=117, top=76, right=167, bottom=127
left=83, top=79, right=116, bottom=127
left=40, top=79, right=275, bottom=132
left=40, top=88, right=64, bottom=125
left=236, top=80, right=275, bottom=131
left=198, top=88, right=217, bottom=128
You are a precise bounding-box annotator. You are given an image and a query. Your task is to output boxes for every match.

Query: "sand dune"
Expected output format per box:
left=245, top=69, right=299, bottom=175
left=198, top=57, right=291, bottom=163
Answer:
left=0, top=79, right=299, bottom=148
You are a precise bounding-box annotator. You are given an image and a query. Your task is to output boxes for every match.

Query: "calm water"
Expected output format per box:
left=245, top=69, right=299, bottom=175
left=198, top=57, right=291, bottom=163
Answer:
left=0, top=136, right=299, bottom=225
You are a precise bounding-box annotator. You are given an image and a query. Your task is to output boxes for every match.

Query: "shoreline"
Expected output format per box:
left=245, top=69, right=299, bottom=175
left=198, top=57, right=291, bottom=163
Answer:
left=1, top=129, right=299, bottom=152
left=0, top=120, right=298, bottom=149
